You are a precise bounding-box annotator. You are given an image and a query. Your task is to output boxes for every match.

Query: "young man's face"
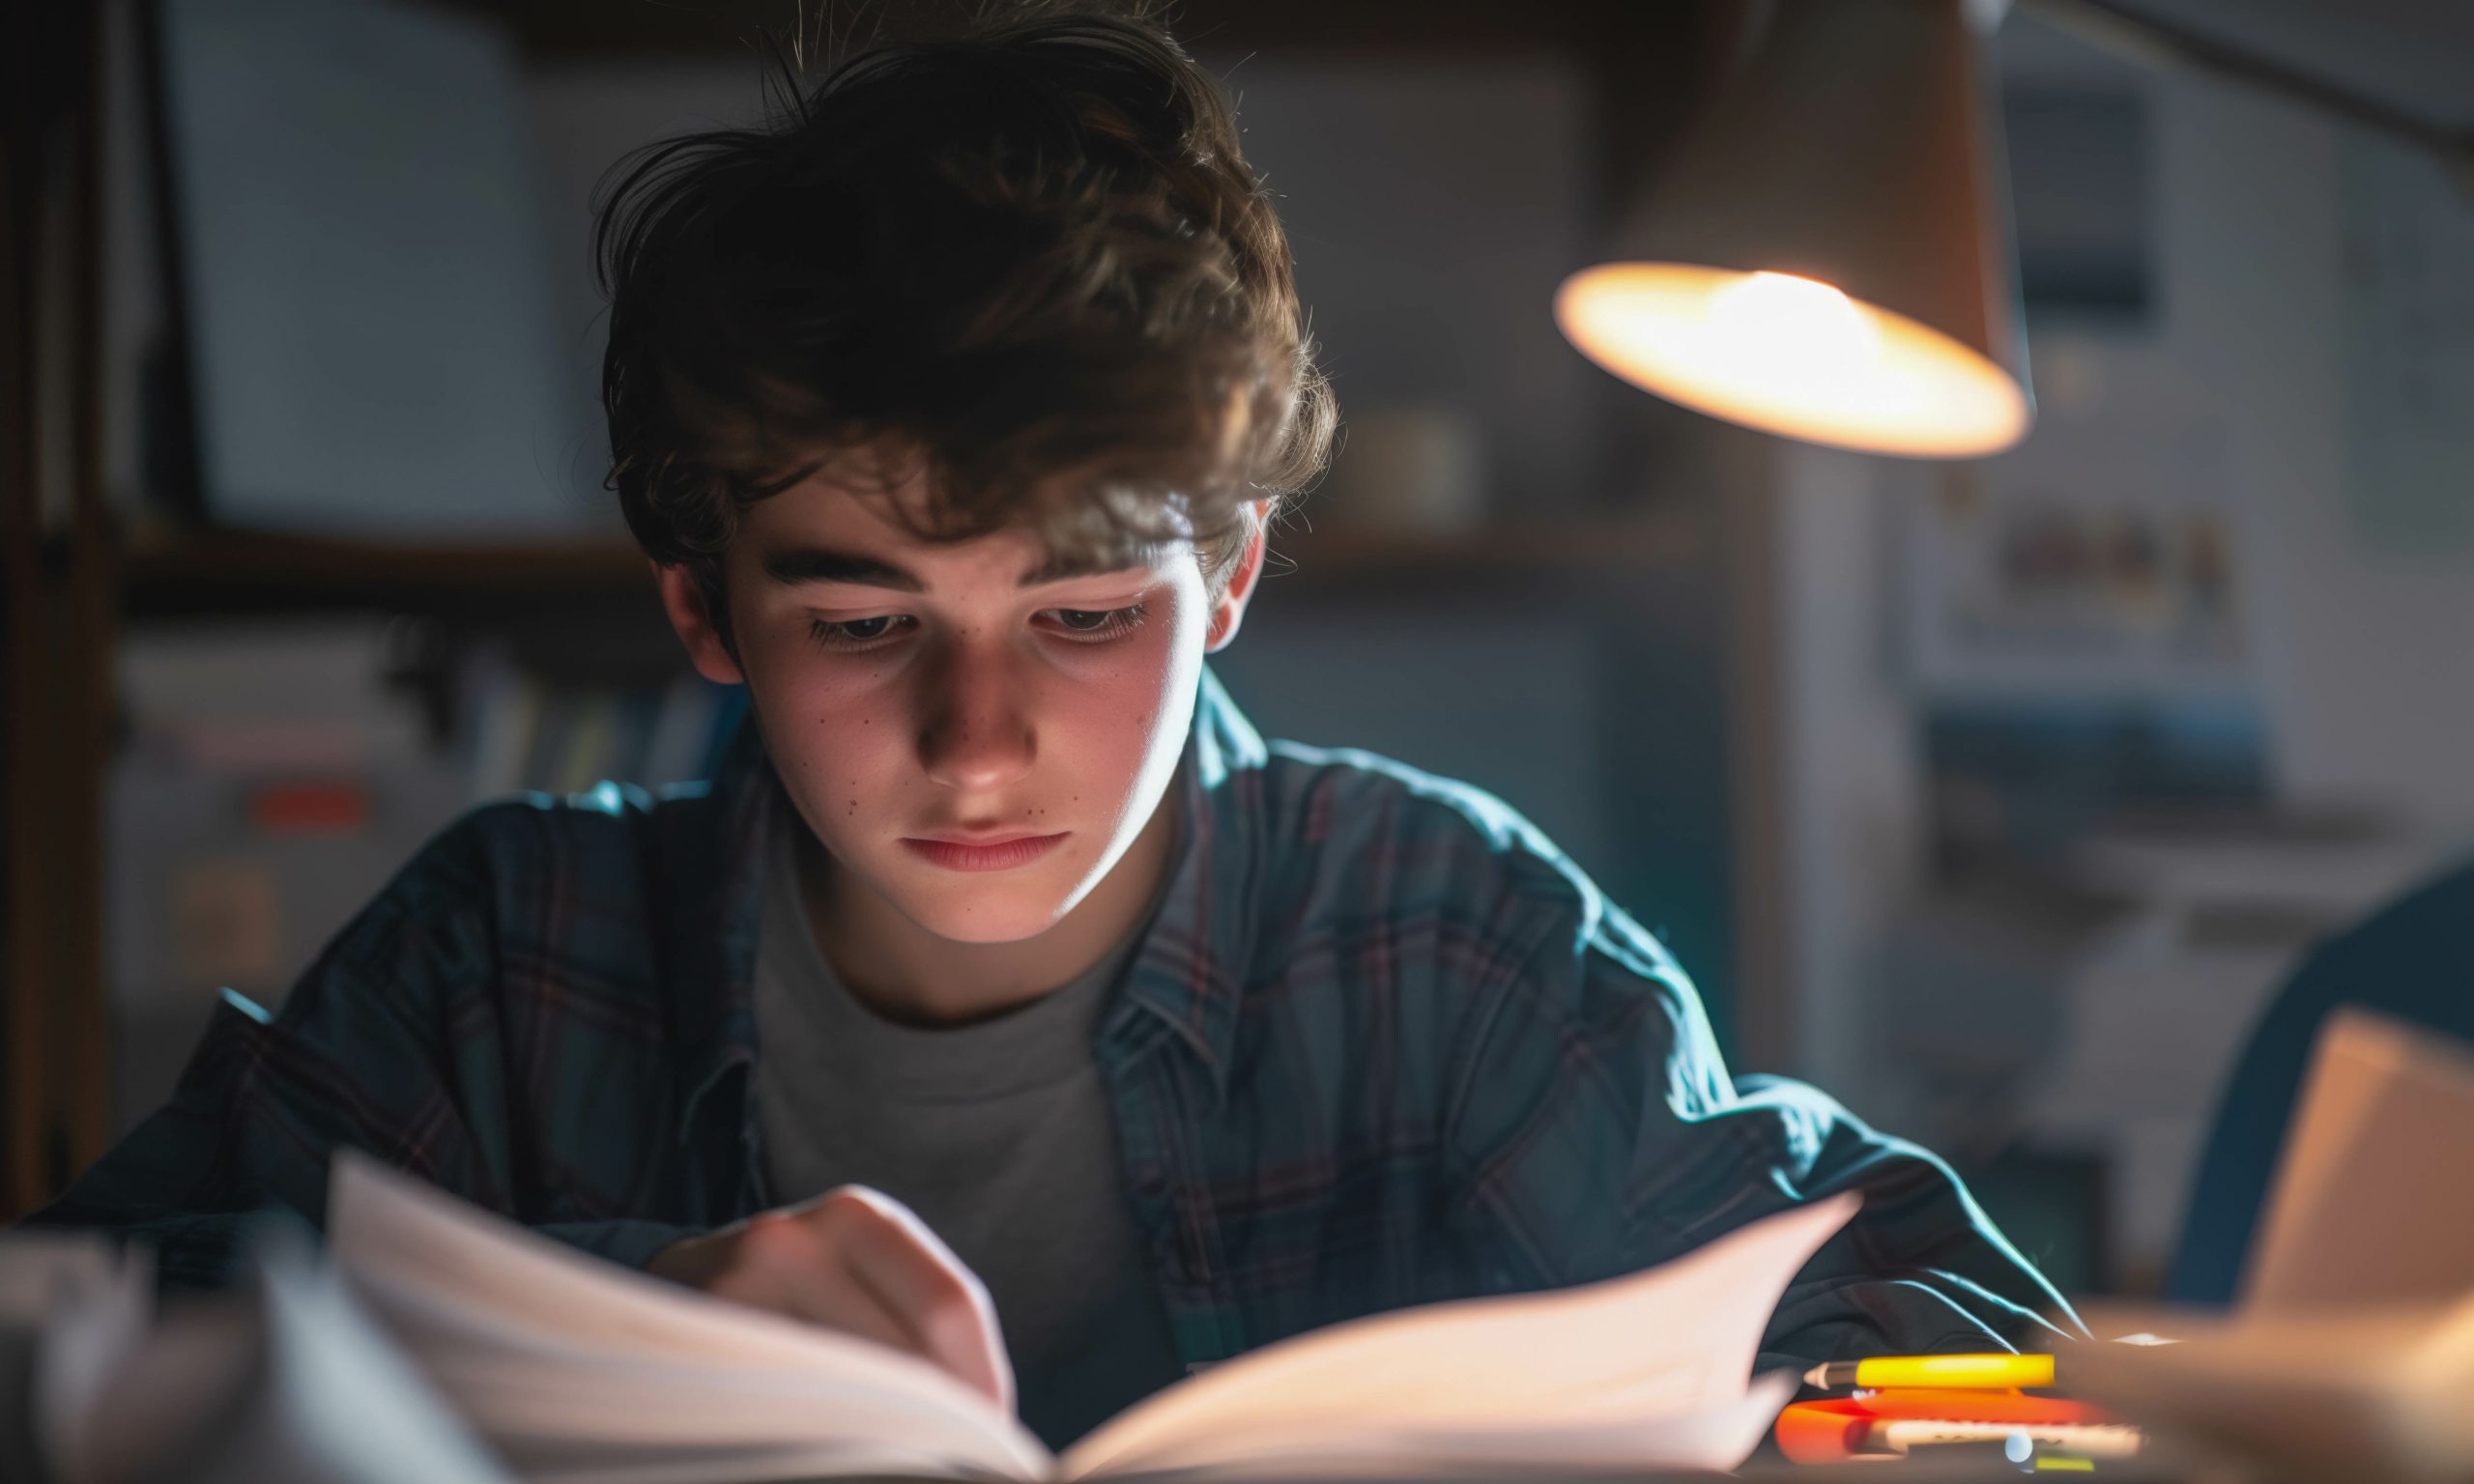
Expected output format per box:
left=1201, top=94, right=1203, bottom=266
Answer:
left=657, top=454, right=1262, bottom=946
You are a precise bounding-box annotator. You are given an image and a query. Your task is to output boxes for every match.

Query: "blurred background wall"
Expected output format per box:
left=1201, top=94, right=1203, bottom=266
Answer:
left=11, top=0, right=2474, bottom=1309
left=1752, top=8, right=2474, bottom=1295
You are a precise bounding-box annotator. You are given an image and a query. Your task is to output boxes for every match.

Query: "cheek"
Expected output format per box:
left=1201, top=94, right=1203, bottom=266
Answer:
left=742, top=640, right=898, bottom=785
left=1071, top=610, right=1204, bottom=805
left=1076, top=615, right=1190, bottom=740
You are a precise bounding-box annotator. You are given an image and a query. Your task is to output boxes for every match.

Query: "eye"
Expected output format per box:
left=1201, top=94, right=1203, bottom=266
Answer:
left=1046, top=604, right=1148, bottom=641
left=807, top=615, right=911, bottom=650
left=803, top=604, right=1147, bottom=653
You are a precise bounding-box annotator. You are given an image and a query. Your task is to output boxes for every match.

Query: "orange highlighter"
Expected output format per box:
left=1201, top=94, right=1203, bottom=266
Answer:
left=1774, top=1388, right=2140, bottom=1465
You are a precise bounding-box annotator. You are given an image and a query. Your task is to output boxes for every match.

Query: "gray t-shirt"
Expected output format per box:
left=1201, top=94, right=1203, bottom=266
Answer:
left=751, top=802, right=1188, bottom=1449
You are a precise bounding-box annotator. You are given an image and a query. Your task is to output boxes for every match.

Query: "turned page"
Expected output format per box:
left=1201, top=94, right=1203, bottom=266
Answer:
left=1059, top=1192, right=1858, bottom=1478
left=2242, top=1009, right=2474, bottom=1312
left=328, top=1154, right=1052, bottom=1483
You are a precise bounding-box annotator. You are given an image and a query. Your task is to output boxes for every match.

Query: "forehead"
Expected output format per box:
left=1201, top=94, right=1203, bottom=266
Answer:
left=735, top=458, right=1189, bottom=591
left=747, top=465, right=1027, bottom=551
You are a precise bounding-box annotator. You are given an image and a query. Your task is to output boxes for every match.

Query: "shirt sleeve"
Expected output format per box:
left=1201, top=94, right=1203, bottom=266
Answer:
left=16, top=817, right=700, bottom=1286
left=1444, top=899, right=2087, bottom=1376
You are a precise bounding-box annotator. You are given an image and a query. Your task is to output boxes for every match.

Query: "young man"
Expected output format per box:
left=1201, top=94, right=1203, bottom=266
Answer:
left=28, top=0, right=2081, bottom=1449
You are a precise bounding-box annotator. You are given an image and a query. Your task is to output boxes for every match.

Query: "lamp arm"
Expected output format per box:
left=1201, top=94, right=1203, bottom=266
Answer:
left=2015, top=0, right=2474, bottom=193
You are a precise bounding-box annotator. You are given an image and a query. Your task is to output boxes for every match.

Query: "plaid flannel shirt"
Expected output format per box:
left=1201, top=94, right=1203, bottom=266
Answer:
left=27, top=663, right=2083, bottom=1375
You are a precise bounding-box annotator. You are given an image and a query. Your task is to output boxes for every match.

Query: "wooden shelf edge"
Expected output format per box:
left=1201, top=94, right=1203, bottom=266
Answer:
left=1267, top=507, right=1703, bottom=582
left=114, top=507, right=1703, bottom=617
left=120, top=527, right=656, bottom=614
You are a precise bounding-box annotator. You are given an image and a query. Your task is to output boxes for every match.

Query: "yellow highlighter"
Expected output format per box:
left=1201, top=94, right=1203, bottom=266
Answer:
left=1801, top=1353, right=2058, bottom=1391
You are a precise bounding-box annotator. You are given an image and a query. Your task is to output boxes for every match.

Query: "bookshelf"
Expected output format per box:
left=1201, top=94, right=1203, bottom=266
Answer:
left=6, top=0, right=1721, bottom=1217
left=6, top=1, right=111, bottom=1217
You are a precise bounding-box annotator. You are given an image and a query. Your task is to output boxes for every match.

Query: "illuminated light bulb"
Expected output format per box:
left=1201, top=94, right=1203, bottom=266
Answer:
left=1707, top=271, right=1881, bottom=377
left=1554, top=262, right=2029, bottom=459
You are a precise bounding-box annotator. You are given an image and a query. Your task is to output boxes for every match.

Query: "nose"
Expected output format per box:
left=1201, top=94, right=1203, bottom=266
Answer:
left=915, top=629, right=1036, bottom=796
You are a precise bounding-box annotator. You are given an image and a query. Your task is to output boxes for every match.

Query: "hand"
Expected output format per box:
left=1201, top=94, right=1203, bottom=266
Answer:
left=648, top=1185, right=1014, bottom=1412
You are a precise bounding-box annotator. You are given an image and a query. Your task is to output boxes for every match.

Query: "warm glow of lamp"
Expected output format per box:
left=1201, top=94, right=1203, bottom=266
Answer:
left=1559, top=0, right=2033, bottom=460
left=1556, top=266, right=2030, bottom=459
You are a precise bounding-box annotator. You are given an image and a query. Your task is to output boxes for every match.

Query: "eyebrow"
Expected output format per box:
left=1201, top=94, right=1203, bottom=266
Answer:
left=758, top=544, right=1155, bottom=592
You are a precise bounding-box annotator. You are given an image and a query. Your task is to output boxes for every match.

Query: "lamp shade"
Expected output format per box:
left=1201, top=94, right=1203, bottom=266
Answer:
left=1556, top=0, right=2032, bottom=459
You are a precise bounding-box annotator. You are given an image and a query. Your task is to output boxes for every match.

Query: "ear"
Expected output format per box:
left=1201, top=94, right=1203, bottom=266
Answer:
left=652, top=560, right=748, bottom=686
left=1203, top=500, right=1274, bottom=655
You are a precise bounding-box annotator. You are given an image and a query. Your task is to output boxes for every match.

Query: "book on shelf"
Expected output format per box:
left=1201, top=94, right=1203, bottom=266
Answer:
left=459, top=656, right=734, bottom=801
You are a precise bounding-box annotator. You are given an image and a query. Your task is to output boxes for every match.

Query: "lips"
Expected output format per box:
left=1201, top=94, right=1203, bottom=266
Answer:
left=901, top=832, right=1069, bottom=872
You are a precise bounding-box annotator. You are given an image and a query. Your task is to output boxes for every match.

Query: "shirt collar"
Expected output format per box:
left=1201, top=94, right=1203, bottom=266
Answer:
left=1110, top=662, right=1265, bottom=1099
left=666, top=712, right=776, bottom=1148
left=673, top=661, right=1268, bottom=1141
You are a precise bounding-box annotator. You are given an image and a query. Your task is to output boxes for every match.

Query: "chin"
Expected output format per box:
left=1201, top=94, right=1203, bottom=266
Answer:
left=899, top=882, right=1074, bottom=945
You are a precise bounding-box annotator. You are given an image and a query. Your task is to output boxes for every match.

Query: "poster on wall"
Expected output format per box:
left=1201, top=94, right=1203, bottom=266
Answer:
left=1900, top=414, right=2257, bottom=706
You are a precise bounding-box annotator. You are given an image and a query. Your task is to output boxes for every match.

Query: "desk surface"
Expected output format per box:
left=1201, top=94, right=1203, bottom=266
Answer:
left=834, top=1458, right=2216, bottom=1484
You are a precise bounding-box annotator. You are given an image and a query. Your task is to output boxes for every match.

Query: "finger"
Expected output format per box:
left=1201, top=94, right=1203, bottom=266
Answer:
left=815, top=1188, right=1015, bottom=1412
left=706, top=1213, right=923, bottom=1359
left=828, top=1191, right=1013, bottom=1412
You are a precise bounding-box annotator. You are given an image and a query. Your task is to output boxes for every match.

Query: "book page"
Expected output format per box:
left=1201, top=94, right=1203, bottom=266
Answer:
left=1068, top=1372, right=1799, bottom=1479
left=2243, top=1008, right=2474, bottom=1311
left=1059, top=1193, right=1856, bottom=1478
left=327, top=1154, right=1053, bottom=1483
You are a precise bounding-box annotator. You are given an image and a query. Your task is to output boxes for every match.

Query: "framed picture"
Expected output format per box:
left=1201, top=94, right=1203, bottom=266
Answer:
left=1901, top=415, right=2254, bottom=706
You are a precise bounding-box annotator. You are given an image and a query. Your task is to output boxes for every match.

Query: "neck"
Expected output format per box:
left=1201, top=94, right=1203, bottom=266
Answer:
left=797, top=782, right=1183, bottom=1028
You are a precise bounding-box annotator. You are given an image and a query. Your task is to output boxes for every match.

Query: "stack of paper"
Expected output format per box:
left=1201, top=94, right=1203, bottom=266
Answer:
left=8, top=1224, right=509, bottom=1484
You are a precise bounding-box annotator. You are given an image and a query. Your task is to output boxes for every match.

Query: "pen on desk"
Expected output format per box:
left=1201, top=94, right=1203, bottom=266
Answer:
left=1803, top=1353, right=2059, bottom=1391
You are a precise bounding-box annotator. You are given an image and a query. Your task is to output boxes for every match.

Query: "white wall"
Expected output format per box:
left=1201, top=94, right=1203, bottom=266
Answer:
left=2005, top=16, right=2474, bottom=836
left=1756, top=445, right=1926, bottom=1103
left=2186, top=114, right=2474, bottom=831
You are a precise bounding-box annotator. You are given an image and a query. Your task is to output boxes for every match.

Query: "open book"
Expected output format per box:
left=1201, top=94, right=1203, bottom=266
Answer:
left=326, top=1154, right=1857, bottom=1484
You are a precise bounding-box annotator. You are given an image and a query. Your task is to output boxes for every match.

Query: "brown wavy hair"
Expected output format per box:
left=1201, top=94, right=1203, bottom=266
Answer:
left=594, top=1, right=1337, bottom=636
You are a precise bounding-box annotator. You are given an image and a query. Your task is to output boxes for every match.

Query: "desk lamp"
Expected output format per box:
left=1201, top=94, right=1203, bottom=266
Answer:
left=1555, top=0, right=2033, bottom=459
